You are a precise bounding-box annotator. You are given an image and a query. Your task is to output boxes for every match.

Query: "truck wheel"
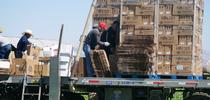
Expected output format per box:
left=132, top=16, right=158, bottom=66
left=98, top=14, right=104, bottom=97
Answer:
left=184, top=92, right=210, bottom=100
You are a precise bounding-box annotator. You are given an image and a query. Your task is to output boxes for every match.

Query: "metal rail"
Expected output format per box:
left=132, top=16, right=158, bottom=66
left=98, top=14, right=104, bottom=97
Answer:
left=74, top=77, right=210, bottom=88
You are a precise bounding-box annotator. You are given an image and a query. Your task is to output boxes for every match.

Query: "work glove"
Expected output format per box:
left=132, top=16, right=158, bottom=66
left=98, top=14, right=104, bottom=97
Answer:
left=104, top=42, right=110, bottom=46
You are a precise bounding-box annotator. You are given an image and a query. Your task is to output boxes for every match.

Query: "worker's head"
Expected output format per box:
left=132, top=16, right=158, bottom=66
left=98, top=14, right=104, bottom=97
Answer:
left=98, top=22, right=107, bottom=31
left=22, top=29, right=33, bottom=38
left=93, top=23, right=99, bottom=29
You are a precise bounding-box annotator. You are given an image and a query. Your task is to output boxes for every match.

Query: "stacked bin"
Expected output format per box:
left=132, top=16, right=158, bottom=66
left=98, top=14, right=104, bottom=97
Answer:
left=94, top=0, right=204, bottom=77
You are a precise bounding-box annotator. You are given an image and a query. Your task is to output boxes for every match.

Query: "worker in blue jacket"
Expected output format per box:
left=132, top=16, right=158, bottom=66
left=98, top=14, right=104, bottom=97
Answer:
left=15, top=29, right=32, bottom=58
left=0, top=28, right=16, bottom=59
left=83, top=22, right=110, bottom=77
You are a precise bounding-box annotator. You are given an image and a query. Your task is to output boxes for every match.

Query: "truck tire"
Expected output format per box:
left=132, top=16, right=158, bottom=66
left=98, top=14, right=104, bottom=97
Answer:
left=184, top=92, right=210, bottom=100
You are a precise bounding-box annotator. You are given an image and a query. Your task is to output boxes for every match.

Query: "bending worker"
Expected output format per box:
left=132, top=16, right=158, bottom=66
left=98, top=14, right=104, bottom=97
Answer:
left=83, top=22, right=110, bottom=77
left=0, top=28, right=16, bottom=59
left=15, top=29, right=33, bottom=58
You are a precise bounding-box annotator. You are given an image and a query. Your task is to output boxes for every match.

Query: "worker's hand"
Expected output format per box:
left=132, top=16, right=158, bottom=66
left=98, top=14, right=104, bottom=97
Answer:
left=104, top=42, right=110, bottom=46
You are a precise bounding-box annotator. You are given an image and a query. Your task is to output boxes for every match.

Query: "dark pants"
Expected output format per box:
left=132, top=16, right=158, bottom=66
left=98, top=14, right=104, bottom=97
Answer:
left=15, top=51, right=23, bottom=58
left=83, top=43, right=94, bottom=77
left=0, top=44, right=16, bottom=59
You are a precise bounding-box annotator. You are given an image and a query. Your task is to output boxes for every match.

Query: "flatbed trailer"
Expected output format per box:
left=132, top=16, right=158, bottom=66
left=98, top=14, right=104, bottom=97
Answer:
left=1, top=74, right=210, bottom=100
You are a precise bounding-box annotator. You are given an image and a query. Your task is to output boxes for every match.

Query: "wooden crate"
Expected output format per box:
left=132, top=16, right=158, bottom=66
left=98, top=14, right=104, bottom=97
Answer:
left=90, top=50, right=111, bottom=77
left=117, top=65, right=148, bottom=74
left=157, top=65, right=171, bottom=75
left=159, top=0, right=179, bottom=4
left=122, top=25, right=135, bottom=34
left=159, top=26, right=173, bottom=35
left=158, top=45, right=172, bottom=55
left=179, top=16, right=193, bottom=25
left=122, top=6, right=136, bottom=15
left=96, top=0, right=107, bottom=4
left=123, top=35, right=154, bottom=44
left=108, top=0, right=121, bottom=4
left=172, top=56, right=192, bottom=65
left=135, top=24, right=154, bottom=30
left=158, top=35, right=175, bottom=45
left=122, top=16, right=142, bottom=25
left=173, top=5, right=194, bottom=15
left=159, top=5, right=173, bottom=15
left=94, top=8, right=119, bottom=17
left=178, top=35, right=192, bottom=45
left=135, top=29, right=154, bottom=36
left=159, top=15, right=179, bottom=25
left=173, top=29, right=193, bottom=35
left=135, top=5, right=154, bottom=15
left=173, top=45, right=192, bottom=56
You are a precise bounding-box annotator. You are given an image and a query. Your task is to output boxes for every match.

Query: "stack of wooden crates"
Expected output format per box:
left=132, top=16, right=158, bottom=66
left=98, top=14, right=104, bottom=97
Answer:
left=94, top=0, right=204, bottom=77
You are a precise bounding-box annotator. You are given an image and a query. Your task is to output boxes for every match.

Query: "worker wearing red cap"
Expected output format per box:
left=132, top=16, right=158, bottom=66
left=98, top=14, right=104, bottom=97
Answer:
left=83, top=22, right=110, bottom=77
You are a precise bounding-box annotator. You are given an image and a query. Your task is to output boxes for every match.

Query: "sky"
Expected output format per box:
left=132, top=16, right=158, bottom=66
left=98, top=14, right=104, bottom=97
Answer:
left=0, top=0, right=92, bottom=46
left=0, top=0, right=210, bottom=51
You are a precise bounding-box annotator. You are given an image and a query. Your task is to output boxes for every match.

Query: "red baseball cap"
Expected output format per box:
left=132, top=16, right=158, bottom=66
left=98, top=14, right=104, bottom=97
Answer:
left=98, top=22, right=108, bottom=30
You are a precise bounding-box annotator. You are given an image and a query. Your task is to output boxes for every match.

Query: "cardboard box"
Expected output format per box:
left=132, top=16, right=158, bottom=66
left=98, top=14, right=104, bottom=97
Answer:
left=34, top=64, right=49, bottom=76
left=10, top=58, right=38, bottom=76
left=0, top=60, right=10, bottom=75
left=28, top=46, right=42, bottom=60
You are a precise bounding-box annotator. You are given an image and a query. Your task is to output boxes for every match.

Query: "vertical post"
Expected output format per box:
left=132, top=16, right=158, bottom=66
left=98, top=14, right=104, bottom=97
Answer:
left=154, top=0, right=159, bottom=73
left=192, top=0, right=197, bottom=75
left=119, top=0, right=123, bottom=46
left=49, top=24, right=64, bottom=100
left=49, top=57, right=60, bottom=100
left=57, top=24, right=64, bottom=58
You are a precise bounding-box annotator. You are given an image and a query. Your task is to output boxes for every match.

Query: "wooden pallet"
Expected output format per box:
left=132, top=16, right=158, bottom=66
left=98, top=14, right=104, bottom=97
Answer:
left=90, top=50, right=111, bottom=77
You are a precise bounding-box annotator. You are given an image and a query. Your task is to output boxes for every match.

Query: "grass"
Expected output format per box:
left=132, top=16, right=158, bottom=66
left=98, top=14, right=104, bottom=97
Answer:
left=171, top=91, right=183, bottom=100
left=82, top=95, right=89, bottom=100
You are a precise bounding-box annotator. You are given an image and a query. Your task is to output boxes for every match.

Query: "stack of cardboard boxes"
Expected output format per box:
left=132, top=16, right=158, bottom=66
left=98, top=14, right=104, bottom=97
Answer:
left=95, top=0, right=204, bottom=76
left=10, top=46, right=50, bottom=76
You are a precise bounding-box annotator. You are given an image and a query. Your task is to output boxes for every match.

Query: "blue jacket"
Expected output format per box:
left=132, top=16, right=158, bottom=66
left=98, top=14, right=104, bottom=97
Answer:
left=15, top=35, right=30, bottom=58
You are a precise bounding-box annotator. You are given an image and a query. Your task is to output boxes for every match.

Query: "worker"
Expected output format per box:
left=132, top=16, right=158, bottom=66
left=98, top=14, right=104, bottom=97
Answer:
left=0, top=29, right=16, bottom=59
left=15, top=29, right=33, bottom=58
left=100, top=19, right=120, bottom=58
left=83, top=22, right=110, bottom=77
